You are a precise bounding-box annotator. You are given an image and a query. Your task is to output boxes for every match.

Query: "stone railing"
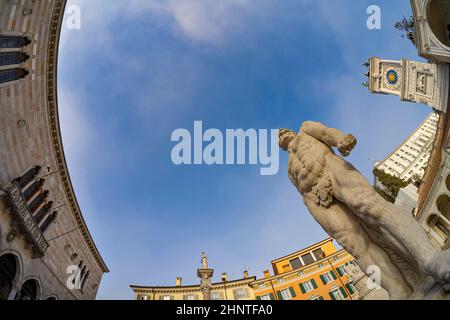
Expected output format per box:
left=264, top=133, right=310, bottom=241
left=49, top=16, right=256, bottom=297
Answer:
left=3, top=181, right=49, bottom=258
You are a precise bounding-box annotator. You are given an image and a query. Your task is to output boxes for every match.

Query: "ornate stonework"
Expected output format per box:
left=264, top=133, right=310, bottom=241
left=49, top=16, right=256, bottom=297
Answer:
left=411, top=0, right=450, bottom=63
left=0, top=0, right=107, bottom=300
left=369, top=57, right=449, bottom=112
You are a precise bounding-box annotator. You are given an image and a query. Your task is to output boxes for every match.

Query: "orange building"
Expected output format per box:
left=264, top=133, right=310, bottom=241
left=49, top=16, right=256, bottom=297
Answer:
left=253, top=238, right=358, bottom=300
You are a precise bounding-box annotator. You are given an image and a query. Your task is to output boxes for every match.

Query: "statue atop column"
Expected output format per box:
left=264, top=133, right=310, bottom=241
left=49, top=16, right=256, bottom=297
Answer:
left=279, top=121, right=450, bottom=299
left=201, top=251, right=208, bottom=269
left=197, top=251, right=213, bottom=300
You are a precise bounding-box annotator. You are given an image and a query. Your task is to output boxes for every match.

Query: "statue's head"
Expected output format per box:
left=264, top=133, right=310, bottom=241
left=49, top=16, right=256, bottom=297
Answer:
left=279, top=129, right=297, bottom=151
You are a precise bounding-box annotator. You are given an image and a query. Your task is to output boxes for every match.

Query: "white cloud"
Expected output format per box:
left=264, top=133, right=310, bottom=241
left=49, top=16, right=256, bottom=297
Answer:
left=63, top=0, right=253, bottom=48
left=164, top=0, right=251, bottom=44
left=58, top=88, right=93, bottom=168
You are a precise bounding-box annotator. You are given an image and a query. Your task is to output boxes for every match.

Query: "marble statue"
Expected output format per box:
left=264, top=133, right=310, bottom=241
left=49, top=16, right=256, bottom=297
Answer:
left=279, top=121, right=450, bottom=299
left=201, top=251, right=208, bottom=269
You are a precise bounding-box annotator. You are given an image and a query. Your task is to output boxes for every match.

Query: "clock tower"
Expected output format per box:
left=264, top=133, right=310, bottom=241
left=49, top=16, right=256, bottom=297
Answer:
left=368, top=57, right=449, bottom=112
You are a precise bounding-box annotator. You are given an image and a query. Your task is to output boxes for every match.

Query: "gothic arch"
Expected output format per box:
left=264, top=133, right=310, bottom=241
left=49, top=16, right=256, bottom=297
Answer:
left=0, top=252, right=22, bottom=300
left=436, top=193, right=450, bottom=220
left=427, top=213, right=450, bottom=246
left=16, top=276, right=43, bottom=300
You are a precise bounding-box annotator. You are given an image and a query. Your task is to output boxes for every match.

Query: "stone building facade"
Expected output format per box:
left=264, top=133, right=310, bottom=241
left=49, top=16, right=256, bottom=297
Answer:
left=251, top=238, right=375, bottom=300
left=409, top=0, right=450, bottom=250
left=368, top=0, right=450, bottom=250
left=131, top=252, right=256, bottom=300
left=0, top=0, right=108, bottom=300
left=374, top=112, right=438, bottom=183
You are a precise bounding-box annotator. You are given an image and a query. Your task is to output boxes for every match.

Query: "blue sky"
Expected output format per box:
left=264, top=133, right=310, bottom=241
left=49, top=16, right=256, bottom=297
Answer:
left=57, top=0, right=430, bottom=299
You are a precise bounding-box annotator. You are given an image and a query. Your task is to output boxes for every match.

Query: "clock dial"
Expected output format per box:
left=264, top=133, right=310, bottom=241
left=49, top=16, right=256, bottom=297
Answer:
left=383, top=67, right=402, bottom=90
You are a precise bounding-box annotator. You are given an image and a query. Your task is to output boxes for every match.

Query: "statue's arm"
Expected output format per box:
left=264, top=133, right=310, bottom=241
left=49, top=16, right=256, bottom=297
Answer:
left=301, top=121, right=357, bottom=157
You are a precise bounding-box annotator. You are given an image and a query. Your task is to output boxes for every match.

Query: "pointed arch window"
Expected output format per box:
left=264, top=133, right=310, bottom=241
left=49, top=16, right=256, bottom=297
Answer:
left=0, top=52, right=30, bottom=66
left=0, top=68, right=29, bottom=84
left=28, top=190, right=48, bottom=213
left=0, top=36, right=31, bottom=49
left=81, top=271, right=90, bottom=291
left=40, top=211, right=58, bottom=233
left=33, top=201, right=53, bottom=225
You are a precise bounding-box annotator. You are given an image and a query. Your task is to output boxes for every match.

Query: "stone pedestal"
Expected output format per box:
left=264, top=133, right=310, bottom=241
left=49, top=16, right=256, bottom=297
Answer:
left=197, top=269, right=214, bottom=300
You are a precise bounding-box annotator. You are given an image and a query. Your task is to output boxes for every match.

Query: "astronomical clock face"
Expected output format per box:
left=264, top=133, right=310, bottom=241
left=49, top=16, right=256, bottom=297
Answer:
left=383, top=66, right=402, bottom=90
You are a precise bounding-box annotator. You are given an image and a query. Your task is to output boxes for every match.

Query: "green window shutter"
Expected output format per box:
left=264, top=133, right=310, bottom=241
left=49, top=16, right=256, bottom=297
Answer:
left=329, top=292, right=336, bottom=300
left=337, top=267, right=343, bottom=277
left=346, top=284, right=354, bottom=294
left=330, top=270, right=337, bottom=279
left=269, top=293, right=275, bottom=300
left=289, top=286, right=296, bottom=298
left=310, top=279, right=318, bottom=289
left=256, top=296, right=261, bottom=300
left=299, top=283, right=306, bottom=294
left=277, top=291, right=283, bottom=300
left=320, top=274, right=327, bottom=285
left=340, top=287, right=348, bottom=299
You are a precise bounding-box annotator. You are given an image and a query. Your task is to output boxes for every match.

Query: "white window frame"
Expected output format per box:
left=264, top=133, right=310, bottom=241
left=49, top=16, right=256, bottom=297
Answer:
left=337, top=266, right=347, bottom=275
left=302, top=280, right=315, bottom=293
left=260, top=294, right=272, bottom=300
left=323, top=272, right=334, bottom=283
left=280, top=288, right=293, bottom=300
left=331, top=289, right=345, bottom=300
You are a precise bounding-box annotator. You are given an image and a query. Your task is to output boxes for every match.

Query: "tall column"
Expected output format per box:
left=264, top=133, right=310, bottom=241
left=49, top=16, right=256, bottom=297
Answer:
left=197, top=252, right=214, bottom=300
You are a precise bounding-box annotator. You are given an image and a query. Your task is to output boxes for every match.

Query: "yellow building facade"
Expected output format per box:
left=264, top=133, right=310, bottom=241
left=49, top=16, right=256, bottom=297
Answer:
left=131, top=276, right=256, bottom=301
left=253, top=238, right=358, bottom=300
left=131, top=238, right=359, bottom=301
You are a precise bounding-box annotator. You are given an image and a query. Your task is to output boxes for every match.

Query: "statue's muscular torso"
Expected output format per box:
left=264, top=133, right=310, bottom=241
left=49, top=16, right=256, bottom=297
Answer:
left=288, top=132, right=334, bottom=195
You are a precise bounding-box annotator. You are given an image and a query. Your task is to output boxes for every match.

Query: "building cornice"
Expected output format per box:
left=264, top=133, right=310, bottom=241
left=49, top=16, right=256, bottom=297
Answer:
left=270, top=237, right=333, bottom=266
left=130, top=277, right=256, bottom=294
left=255, top=248, right=350, bottom=284
left=46, top=0, right=109, bottom=273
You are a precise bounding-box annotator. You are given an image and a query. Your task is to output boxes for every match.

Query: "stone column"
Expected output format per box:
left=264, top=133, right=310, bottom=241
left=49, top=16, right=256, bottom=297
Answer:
left=197, top=252, right=214, bottom=300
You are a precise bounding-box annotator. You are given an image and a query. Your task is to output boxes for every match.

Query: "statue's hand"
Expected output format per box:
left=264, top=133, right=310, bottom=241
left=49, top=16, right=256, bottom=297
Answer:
left=337, top=134, right=357, bottom=157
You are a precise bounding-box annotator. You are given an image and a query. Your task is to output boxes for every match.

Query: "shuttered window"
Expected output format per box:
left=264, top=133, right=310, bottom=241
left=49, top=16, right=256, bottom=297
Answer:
left=329, top=288, right=347, bottom=300
left=346, top=283, right=356, bottom=295
left=299, top=279, right=317, bottom=293
left=336, top=266, right=347, bottom=277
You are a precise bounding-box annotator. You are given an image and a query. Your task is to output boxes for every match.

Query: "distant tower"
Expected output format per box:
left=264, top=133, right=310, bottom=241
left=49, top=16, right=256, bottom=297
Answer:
left=366, top=57, right=449, bottom=112
left=197, top=252, right=214, bottom=300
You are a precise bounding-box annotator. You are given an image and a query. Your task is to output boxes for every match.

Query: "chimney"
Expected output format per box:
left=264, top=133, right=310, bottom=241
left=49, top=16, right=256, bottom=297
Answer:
left=221, top=273, right=228, bottom=282
left=243, top=270, right=249, bottom=279
left=263, top=270, right=270, bottom=278
left=176, top=277, right=182, bottom=286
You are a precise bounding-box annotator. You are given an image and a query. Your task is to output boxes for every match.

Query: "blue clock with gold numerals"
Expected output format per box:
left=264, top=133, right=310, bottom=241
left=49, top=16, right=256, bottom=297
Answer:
left=386, top=69, right=398, bottom=85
